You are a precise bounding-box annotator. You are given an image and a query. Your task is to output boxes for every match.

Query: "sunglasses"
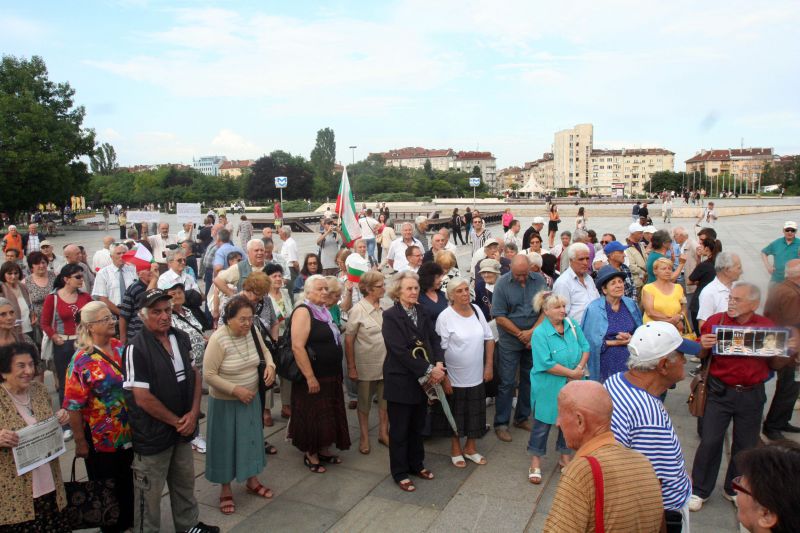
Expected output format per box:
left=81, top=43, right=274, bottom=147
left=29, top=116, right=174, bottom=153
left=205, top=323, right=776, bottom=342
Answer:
left=731, top=476, right=751, bottom=497
left=785, top=228, right=796, bottom=233
left=72, top=275, right=84, bottom=280
left=600, top=240, right=611, bottom=245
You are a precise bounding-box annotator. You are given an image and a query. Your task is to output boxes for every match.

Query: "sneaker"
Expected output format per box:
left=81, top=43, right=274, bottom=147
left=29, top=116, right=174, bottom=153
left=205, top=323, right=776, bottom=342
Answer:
left=63, top=429, right=73, bottom=442
left=688, top=494, right=706, bottom=512
left=689, top=356, right=701, bottom=363
left=183, top=522, right=220, bottom=533
left=723, top=491, right=738, bottom=507
left=191, top=435, right=207, bottom=454
left=485, top=397, right=495, bottom=406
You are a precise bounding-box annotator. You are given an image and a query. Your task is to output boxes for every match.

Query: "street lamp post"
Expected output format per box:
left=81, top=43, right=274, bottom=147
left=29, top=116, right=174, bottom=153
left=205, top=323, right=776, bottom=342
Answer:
left=349, top=145, right=357, bottom=165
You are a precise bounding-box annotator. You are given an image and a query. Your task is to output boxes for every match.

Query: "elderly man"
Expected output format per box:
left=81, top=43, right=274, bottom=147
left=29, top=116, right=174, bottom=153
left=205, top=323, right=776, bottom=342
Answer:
left=147, top=222, right=177, bottom=273
left=22, top=223, right=41, bottom=255
left=413, top=215, right=429, bottom=252
left=358, top=209, right=379, bottom=260
left=436, top=228, right=458, bottom=253
left=689, top=282, right=796, bottom=511
left=278, top=225, right=299, bottom=276
left=761, top=220, right=800, bottom=283
left=158, top=249, right=201, bottom=294
left=422, top=232, right=446, bottom=263
left=92, top=244, right=137, bottom=317
left=521, top=216, right=545, bottom=250
left=317, top=219, right=342, bottom=275
left=212, top=228, right=244, bottom=275
left=387, top=222, right=423, bottom=271
left=62, top=243, right=95, bottom=292
left=762, top=259, right=800, bottom=439
left=625, top=223, right=647, bottom=296
left=262, top=237, right=288, bottom=278
left=1, top=225, right=23, bottom=256
left=122, top=289, right=218, bottom=533
left=39, top=240, right=64, bottom=273
left=696, top=251, right=742, bottom=329
left=552, top=243, right=600, bottom=323
left=604, top=241, right=636, bottom=300
left=214, top=239, right=269, bottom=297
left=118, top=262, right=160, bottom=344
left=261, top=226, right=274, bottom=244
left=673, top=226, right=697, bottom=294
left=544, top=381, right=663, bottom=533
left=399, top=246, right=423, bottom=273
left=571, top=229, right=595, bottom=271
left=503, top=219, right=522, bottom=250
left=491, top=255, right=547, bottom=442
left=92, top=235, right=116, bottom=272
left=605, top=322, right=700, bottom=528
left=176, top=222, right=195, bottom=244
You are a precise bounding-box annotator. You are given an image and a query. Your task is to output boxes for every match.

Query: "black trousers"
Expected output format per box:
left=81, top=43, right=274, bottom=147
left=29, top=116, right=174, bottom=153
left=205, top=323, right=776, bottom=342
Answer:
left=763, top=365, right=800, bottom=432
left=387, top=400, right=427, bottom=483
left=85, top=446, right=135, bottom=532
left=690, top=378, right=765, bottom=498
left=452, top=227, right=465, bottom=245
left=52, top=339, right=75, bottom=407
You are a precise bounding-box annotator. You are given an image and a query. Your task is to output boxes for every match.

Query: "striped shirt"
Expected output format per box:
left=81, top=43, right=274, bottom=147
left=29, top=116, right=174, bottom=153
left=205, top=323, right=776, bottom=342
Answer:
left=604, top=372, right=692, bottom=510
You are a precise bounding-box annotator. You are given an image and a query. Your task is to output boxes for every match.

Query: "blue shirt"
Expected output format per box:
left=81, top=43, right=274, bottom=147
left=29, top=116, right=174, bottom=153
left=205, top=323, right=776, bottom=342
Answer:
left=491, top=271, right=547, bottom=347
left=213, top=243, right=245, bottom=269
left=604, top=372, right=692, bottom=510
left=761, top=236, right=800, bottom=282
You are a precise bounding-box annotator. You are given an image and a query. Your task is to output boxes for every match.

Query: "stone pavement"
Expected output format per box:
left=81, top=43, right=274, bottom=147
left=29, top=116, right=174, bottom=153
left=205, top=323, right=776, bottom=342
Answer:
left=54, top=208, right=800, bottom=532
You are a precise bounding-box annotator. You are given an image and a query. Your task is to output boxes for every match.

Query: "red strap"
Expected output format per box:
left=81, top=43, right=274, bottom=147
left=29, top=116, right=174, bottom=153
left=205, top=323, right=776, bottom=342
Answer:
left=586, top=456, right=605, bottom=533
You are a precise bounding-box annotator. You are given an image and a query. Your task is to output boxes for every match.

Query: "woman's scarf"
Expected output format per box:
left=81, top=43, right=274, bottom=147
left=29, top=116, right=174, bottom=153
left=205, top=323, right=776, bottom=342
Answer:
left=304, top=299, right=341, bottom=345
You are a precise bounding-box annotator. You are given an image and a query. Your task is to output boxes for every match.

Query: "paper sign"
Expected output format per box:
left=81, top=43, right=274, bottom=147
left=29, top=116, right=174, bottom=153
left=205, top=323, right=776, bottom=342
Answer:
left=13, top=416, right=66, bottom=476
left=712, top=325, right=792, bottom=357
left=126, top=210, right=160, bottom=223
left=176, top=203, right=203, bottom=225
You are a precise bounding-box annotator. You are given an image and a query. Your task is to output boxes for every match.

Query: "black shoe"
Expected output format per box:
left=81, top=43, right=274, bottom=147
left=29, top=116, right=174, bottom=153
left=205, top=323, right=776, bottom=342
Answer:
left=763, top=428, right=785, bottom=441
left=781, top=423, right=800, bottom=433
left=183, top=522, right=220, bottom=533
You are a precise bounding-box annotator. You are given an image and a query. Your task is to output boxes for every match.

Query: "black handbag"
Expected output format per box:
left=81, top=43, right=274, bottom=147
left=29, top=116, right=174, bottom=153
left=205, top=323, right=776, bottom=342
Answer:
left=271, top=306, right=314, bottom=383
left=64, top=457, right=119, bottom=529
left=250, top=325, right=270, bottom=395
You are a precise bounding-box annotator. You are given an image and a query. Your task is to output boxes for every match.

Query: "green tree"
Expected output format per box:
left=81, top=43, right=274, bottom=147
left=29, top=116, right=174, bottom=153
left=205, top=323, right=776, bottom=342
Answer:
left=424, top=159, right=434, bottom=178
left=244, top=151, right=313, bottom=202
left=0, top=55, right=96, bottom=215
left=309, top=127, right=336, bottom=198
left=90, top=142, right=118, bottom=175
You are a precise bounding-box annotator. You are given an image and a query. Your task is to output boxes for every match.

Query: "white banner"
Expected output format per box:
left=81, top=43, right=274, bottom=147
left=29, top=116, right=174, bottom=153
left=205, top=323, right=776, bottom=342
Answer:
left=13, top=416, right=66, bottom=476
left=126, top=210, right=160, bottom=223
left=176, top=203, right=203, bottom=225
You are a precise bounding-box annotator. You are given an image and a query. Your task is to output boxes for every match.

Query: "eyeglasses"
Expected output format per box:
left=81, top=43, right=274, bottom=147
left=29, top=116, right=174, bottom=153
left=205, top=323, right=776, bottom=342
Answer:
left=90, top=315, right=117, bottom=325
left=236, top=316, right=255, bottom=324
left=731, top=476, right=751, bottom=497
left=72, top=275, right=84, bottom=280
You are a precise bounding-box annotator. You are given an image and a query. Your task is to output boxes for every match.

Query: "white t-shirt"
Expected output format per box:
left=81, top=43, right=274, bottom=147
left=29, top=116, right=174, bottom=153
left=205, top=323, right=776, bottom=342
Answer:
left=435, top=306, right=493, bottom=387
left=358, top=216, right=378, bottom=239
left=280, top=237, right=299, bottom=266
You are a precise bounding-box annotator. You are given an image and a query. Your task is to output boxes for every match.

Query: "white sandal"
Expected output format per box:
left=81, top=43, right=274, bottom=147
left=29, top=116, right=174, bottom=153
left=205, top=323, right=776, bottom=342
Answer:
left=528, top=467, right=542, bottom=484
left=464, top=452, right=486, bottom=465
left=451, top=455, right=467, bottom=468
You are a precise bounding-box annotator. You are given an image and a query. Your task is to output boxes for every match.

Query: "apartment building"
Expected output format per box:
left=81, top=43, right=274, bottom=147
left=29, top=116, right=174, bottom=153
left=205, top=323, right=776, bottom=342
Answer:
left=374, top=147, right=498, bottom=192
left=219, top=159, right=255, bottom=179
left=685, top=148, right=773, bottom=188
left=590, top=148, right=674, bottom=195
left=519, top=153, right=554, bottom=194
left=192, top=155, right=228, bottom=177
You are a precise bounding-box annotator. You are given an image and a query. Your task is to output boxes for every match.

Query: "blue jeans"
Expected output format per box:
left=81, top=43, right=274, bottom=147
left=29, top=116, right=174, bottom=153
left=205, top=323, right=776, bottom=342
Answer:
left=527, top=420, right=570, bottom=456
left=493, top=339, right=532, bottom=429
left=365, top=238, right=377, bottom=261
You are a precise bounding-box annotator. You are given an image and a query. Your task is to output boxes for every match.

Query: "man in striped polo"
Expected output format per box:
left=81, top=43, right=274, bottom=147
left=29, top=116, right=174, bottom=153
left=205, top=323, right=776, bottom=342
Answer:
left=605, top=322, right=700, bottom=532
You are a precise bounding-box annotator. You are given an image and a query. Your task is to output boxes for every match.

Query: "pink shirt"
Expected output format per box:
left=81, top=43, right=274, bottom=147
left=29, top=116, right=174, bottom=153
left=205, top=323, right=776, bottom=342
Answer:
left=13, top=403, right=56, bottom=498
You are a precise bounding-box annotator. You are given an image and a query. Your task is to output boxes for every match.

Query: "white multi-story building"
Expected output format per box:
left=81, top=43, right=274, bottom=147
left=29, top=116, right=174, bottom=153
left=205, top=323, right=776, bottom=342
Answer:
left=192, top=156, right=228, bottom=177
left=373, top=147, right=498, bottom=192
left=590, top=148, right=674, bottom=195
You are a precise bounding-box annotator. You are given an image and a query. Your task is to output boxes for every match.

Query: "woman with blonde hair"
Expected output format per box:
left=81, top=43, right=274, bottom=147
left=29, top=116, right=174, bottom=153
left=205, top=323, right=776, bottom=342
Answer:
left=642, top=257, right=686, bottom=330
left=434, top=250, right=461, bottom=294
left=63, top=300, right=134, bottom=531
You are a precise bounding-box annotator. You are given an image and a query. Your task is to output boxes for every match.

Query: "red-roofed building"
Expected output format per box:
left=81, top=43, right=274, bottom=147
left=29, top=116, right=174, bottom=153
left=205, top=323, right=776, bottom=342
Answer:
left=219, top=159, right=255, bottom=178
left=685, top=148, right=773, bottom=188
left=371, top=147, right=498, bottom=191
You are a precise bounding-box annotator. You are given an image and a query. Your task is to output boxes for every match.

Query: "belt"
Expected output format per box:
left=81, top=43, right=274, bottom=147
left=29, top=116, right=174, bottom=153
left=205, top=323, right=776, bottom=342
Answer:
left=711, top=375, right=759, bottom=392
left=60, top=335, right=77, bottom=340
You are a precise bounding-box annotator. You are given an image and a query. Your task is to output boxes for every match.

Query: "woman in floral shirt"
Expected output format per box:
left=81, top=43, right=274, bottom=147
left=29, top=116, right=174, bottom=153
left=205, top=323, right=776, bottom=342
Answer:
left=63, top=301, right=133, bottom=532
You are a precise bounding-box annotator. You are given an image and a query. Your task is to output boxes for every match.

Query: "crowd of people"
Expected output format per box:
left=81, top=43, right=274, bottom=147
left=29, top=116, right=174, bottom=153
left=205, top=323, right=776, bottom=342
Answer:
left=0, top=204, right=799, bottom=533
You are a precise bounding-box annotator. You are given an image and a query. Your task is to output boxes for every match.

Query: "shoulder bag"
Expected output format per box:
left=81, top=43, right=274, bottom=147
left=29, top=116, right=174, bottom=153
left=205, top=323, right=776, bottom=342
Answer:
left=687, top=357, right=710, bottom=417
left=585, top=456, right=605, bottom=533
left=64, top=457, right=119, bottom=529
left=39, top=294, right=57, bottom=363
left=271, top=305, right=313, bottom=383
left=250, top=324, right=272, bottom=395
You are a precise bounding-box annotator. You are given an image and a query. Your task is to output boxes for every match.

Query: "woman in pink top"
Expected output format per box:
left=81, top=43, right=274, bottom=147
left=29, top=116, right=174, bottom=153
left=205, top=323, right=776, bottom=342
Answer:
left=41, top=263, right=93, bottom=416
left=501, top=208, right=514, bottom=232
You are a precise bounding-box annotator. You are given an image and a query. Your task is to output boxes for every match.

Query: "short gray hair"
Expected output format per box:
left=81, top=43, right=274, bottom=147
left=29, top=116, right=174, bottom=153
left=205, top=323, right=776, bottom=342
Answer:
left=572, top=229, right=588, bottom=243
left=627, top=350, right=682, bottom=372
left=731, top=281, right=760, bottom=302
left=400, top=222, right=413, bottom=231
left=165, top=248, right=184, bottom=263
left=387, top=271, right=419, bottom=301
left=302, top=274, right=326, bottom=298
left=445, top=277, right=469, bottom=302
left=280, top=226, right=292, bottom=237
left=246, top=239, right=265, bottom=251
left=714, top=251, right=740, bottom=274
left=527, top=252, right=543, bottom=268
left=567, top=242, right=589, bottom=261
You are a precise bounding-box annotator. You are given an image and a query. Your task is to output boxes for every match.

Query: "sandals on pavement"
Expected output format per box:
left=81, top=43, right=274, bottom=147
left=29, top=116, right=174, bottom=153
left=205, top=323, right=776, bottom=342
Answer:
left=303, top=455, right=327, bottom=473
left=359, top=440, right=370, bottom=455
left=246, top=482, right=273, bottom=499
left=451, top=455, right=467, bottom=468
left=219, top=495, right=235, bottom=515
left=318, top=453, right=342, bottom=464
left=378, top=437, right=390, bottom=448
left=528, top=467, right=542, bottom=484
left=264, top=442, right=278, bottom=455
left=464, top=453, right=487, bottom=465
left=414, top=468, right=435, bottom=480
left=397, top=479, right=416, bottom=492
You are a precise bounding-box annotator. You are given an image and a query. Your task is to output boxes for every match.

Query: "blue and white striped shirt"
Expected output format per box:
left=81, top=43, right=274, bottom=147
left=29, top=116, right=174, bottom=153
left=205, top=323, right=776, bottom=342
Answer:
left=604, top=372, right=692, bottom=510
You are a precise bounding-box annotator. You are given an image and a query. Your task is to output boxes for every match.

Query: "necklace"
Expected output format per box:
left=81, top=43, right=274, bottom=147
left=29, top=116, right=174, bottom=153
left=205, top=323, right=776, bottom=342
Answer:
left=226, top=327, right=252, bottom=360
left=2, top=384, right=33, bottom=416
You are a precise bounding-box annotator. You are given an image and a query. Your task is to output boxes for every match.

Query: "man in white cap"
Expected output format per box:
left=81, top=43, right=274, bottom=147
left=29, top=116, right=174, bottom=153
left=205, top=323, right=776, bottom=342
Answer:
left=625, top=222, right=647, bottom=298
left=760, top=220, right=800, bottom=284
left=605, top=322, right=700, bottom=529
left=642, top=224, right=657, bottom=250
left=522, top=217, right=545, bottom=250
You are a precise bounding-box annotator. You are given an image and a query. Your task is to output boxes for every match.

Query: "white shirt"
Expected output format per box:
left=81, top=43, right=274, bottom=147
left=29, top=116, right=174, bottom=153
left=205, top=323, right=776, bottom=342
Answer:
left=280, top=236, right=299, bottom=266
left=444, top=241, right=458, bottom=253
left=25, top=233, right=41, bottom=255
left=697, top=277, right=730, bottom=322
left=92, top=263, right=138, bottom=306
left=358, top=216, right=378, bottom=239
left=148, top=234, right=177, bottom=264
left=157, top=268, right=200, bottom=293
left=387, top=237, right=423, bottom=271
left=176, top=229, right=194, bottom=243
left=399, top=264, right=420, bottom=273
left=435, top=306, right=493, bottom=387
left=504, top=230, right=522, bottom=249
left=552, top=267, right=600, bottom=323
left=91, top=248, right=112, bottom=272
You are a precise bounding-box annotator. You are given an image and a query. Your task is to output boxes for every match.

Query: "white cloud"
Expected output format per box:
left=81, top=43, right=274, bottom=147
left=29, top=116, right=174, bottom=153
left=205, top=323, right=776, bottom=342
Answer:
left=210, top=129, right=259, bottom=157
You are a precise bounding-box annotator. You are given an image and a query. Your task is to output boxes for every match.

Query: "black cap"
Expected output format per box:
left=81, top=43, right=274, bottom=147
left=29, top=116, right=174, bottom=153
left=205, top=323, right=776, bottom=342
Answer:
left=137, top=288, right=172, bottom=308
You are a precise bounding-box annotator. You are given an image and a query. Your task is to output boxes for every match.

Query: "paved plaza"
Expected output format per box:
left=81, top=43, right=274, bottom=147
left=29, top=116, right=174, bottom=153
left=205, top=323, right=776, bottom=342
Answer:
left=55, top=205, right=800, bottom=532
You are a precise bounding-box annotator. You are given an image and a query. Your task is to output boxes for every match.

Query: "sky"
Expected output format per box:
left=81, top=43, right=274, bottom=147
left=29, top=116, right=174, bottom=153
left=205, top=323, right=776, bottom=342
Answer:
left=3, top=0, right=800, bottom=171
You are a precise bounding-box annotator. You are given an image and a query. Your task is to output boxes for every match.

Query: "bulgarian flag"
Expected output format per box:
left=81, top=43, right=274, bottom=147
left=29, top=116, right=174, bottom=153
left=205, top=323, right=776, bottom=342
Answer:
left=345, top=252, right=370, bottom=283
left=335, top=166, right=361, bottom=247
left=122, top=244, right=155, bottom=271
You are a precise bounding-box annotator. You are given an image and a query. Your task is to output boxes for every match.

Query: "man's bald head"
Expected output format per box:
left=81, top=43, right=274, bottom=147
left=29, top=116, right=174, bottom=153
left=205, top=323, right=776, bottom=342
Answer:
left=63, top=244, right=81, bottom=263
left=510, top=254, right=530, bottom=283
left=102, top=236, right=115, bottom=248
left=557, top=381, right=613, bottom=451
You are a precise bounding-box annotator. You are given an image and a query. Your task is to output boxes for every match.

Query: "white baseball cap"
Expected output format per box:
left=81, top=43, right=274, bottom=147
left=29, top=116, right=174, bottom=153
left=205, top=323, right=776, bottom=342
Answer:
left=532, top=217, right=545, bottom=225
left=628, top=222, right=644, bottom=234
left=628, top=322, right=700, bottom=362
left=784, top=221, right=797, bottom=230
left=643, top=225, right=657, bottom=234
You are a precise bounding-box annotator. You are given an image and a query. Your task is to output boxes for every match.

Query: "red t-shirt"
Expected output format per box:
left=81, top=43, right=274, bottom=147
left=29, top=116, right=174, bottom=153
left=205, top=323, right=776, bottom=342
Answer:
left=41, top=292, right=94, bottom=337
left=701, top=312, right=774, bottom=387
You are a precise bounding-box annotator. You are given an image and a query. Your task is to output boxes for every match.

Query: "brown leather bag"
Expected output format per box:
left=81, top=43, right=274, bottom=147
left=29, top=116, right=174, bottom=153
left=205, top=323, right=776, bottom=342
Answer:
left=687, top=357, right=710, bottom=417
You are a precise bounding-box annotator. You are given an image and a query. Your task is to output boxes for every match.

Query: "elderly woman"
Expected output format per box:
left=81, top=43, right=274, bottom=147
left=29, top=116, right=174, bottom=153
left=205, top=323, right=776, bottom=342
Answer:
left=41, top=263, right=93, bottom=420
left=344, top=271, right=389, bottom=454
left=0, top=297, right=37, bottom=358
left=0, top=262, right=35, bottom=340
left=434, top=277, right=494, bottom=468
left=382, top=271, right=445, bottom=492
left=157, top=248, right=201, bottom=294
left=204, top=295, right=276, bottom=515
left=289, top=275, right=351, bottom=473
left=473, top=258, right=500, bottom=322
left=23, top=252, right=55, bottom=343
left=435, top=250, right=460, bottom=294
left=293, top=253, right=321, bottom=295
left=581, top=266, right=643, bottom=382
left=525, top=232, right=548, bottom=257
left=527, top=292, right=589, bottom=484
left=64, top=302, right=133, bottom=531
left=642, top=257, right=686, bottom=330
left=418, top=262, right=447, bottom=323
left=0, top=343, right=70, bottom=530
left=646, top=229, right=686, bottom=283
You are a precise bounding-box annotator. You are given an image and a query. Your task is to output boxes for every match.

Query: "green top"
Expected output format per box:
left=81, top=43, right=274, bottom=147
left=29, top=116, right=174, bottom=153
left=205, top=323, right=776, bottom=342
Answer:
left=646, top=251, right=666, bottom=284
left=762, top=236, right=800, bottom=282
left=531, top=317, right=590, bottom=424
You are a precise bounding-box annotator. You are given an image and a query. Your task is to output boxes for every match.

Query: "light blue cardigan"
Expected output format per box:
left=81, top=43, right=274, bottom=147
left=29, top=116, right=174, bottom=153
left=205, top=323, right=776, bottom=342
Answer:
left=580, top=296, right=642, bottom=382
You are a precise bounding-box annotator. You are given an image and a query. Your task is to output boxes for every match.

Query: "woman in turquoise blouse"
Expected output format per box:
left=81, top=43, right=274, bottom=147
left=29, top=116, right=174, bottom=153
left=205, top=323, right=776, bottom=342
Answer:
left=527, top=292, right=590, bottom=484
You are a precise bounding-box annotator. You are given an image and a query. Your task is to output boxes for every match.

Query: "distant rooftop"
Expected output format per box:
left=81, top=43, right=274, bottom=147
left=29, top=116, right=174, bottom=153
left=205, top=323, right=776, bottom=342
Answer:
left=685, top=148, right=773, bottom=163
